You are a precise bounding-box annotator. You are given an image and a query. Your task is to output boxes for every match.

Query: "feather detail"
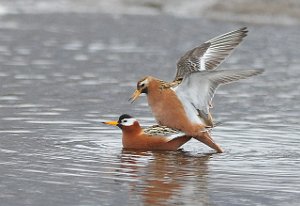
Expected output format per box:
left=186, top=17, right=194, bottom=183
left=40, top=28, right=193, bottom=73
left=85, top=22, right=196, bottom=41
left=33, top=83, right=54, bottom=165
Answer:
left=175, top=27, right=248, bottom=81
left=174, top=69, right=264, bottom=124
left=143, top=125, right=185, bottom=141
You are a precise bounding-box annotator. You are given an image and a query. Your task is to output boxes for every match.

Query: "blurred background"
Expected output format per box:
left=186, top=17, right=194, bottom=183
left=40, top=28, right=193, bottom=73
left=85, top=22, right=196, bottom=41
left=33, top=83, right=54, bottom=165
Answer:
left=0, top=0, right=299, bottom=25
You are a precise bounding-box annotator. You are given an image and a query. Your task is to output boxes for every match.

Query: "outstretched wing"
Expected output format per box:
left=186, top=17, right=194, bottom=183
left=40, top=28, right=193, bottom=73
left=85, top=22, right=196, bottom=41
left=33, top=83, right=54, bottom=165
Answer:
left=143, top=125, right=185, bottom=141
left=175, top=27, right=248, bottom=81
left=174, top=69, right=264, bottom=124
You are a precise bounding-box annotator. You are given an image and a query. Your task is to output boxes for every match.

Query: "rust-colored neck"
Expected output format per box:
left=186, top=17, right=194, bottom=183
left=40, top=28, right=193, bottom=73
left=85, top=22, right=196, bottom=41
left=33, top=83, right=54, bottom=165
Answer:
left=122, top=121, right=143, bottom=135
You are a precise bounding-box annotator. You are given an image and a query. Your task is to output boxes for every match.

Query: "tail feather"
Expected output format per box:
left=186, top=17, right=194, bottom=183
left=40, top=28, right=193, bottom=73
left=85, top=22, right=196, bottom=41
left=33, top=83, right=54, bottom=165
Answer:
left=193, top=131, right=224, bottom=153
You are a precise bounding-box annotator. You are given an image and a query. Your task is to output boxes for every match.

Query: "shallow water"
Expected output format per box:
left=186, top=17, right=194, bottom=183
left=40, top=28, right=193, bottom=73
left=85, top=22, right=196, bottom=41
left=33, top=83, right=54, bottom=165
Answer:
left=0, top=13, right=299, bottom=206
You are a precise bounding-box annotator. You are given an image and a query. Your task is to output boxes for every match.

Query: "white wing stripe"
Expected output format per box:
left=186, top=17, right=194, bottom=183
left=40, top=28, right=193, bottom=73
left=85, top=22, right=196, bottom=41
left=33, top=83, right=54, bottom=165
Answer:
left=175, top=27, right=248, bottom=80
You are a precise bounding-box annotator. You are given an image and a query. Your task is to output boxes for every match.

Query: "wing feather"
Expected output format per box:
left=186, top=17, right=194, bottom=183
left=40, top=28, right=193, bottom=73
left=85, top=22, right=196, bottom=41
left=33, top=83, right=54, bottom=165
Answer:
left=174, top=69, right=264, bottom=124
left=175, top=27, right=248, bottom=81
left=143, top=125, right=185, bottom=141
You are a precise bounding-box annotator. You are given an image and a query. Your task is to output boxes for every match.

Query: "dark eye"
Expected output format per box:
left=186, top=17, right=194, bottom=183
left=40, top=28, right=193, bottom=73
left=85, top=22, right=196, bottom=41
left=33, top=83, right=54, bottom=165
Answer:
left=123, top=120, right=127, bottom=123
left=140, top=83, right=145, bottom=87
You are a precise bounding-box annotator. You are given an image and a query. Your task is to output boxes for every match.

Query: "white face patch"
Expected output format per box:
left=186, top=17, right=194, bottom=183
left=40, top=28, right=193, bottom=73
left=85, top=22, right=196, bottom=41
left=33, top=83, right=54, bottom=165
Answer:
left=139, top=78, right=149, bottom=87
left=120, top=118, right=137, bottom=126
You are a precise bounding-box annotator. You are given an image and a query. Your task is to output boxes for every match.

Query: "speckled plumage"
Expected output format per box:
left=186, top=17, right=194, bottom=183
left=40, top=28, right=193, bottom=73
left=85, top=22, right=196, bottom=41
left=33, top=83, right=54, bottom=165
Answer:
left=143, top=125, right=183, bottom=136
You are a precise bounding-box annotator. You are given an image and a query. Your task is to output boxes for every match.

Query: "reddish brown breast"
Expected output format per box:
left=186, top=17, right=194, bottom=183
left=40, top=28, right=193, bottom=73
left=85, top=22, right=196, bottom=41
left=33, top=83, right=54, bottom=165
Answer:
left=121, top=122, right=145, bottom=149
left=146, top=78, right=194, bottom=133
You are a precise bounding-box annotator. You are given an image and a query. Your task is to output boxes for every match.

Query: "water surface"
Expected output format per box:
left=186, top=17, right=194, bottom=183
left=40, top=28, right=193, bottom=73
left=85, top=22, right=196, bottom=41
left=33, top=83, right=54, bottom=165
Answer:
left=0, top=13, right=299, bottom=206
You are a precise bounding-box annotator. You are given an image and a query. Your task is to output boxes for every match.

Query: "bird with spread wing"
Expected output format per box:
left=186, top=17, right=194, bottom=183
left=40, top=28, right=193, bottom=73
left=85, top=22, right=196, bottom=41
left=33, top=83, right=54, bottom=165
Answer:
left=129, top=27, right=264, bottom=153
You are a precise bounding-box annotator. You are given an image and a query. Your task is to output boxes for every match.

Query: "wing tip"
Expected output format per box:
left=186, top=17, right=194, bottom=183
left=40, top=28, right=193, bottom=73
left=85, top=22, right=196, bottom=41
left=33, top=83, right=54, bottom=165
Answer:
left=239, top=26, right=248, bottom=32
left=232, top=27, right=249, bottom=39
left=252, top=68, right=265, bottom=75
left=234, top=68, right=265, bottom=78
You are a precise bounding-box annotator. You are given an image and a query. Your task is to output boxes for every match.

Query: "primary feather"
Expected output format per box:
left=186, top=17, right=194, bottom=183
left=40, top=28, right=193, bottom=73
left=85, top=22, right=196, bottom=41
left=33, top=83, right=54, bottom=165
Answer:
left=175, top=27, right=248, bottom=81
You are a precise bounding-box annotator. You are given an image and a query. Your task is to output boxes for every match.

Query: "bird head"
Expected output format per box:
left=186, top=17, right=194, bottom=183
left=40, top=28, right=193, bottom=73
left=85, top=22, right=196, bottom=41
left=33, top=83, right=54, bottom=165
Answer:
left=129, top=77, right=150, bottom=103
left=102, top=114, right=139, bottom=130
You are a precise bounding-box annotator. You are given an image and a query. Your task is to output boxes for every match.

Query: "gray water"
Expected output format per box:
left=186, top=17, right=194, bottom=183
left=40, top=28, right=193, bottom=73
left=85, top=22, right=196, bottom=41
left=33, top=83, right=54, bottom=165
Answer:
left=0, top=11, right=299, bottom=206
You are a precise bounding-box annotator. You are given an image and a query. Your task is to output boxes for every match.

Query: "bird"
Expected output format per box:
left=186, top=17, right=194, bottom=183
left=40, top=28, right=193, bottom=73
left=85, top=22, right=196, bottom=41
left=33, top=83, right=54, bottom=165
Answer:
left=102, top=114, right=192, bottom=151
left=130, top=27, right=250, bottom=127
left=129, top=28, right=264, bottom=153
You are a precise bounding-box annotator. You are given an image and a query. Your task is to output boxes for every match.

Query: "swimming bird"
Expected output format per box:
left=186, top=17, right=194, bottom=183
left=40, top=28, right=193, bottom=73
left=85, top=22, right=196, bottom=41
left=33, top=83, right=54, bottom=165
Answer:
left=129, top=28, right=264, bottom=153
left=102, top=114, right=192, bottom=151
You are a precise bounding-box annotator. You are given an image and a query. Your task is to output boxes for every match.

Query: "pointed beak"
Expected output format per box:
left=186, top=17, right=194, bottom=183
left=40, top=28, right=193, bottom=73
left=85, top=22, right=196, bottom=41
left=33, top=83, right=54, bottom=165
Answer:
left=129, top=89, right=141, bottom=103
left=102, top=121, right=118, bottom=126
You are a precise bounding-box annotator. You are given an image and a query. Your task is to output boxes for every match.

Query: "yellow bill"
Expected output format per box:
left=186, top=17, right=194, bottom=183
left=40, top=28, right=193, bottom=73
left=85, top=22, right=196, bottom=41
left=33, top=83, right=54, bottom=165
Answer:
left=102, top=121, right=118, bottom=126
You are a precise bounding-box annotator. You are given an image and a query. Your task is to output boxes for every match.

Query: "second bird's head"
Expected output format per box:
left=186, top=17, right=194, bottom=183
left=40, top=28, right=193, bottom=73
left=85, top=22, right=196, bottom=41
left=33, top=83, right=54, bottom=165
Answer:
left=129, top=76, right=151, bottom=103
left=102, top=114, right=140, bottom=130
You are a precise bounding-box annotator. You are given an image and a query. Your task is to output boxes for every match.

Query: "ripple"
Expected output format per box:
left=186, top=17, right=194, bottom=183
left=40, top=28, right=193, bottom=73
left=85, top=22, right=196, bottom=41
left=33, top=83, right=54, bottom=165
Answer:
left=0, top=72, right=8, bottom=77
left=2, top=117, right=33, bottom=121
left=82, top=73, right=96, bottom=78
left=0, top=45, right=9, bottom=53
left=94, top=129, right=121, bottom=134
left=31, top=59, right=55, bottom=65
left=68, top=75, right=82, bottom=80
left=16, top=47, right=31, bottom=55
left=21, top=169, right=49, bottom=174
left=0, top=104, right=47, bottom=108
left=76, top=126, right=103, bottom=130
left=14, top=74, right=46, bottom=80
left=63, top=41, right=83, bottom=50
left=50, top=108, right=70, bottom=112
left=0, top=96, right=20, bottom=101
left=79, top=79, right=118, bottom=85
left=74, top=54, right=88, bottom=61
left=5, top=60, right=27, bottom=66
left=25, top=120, right=89, bottom=125
left=0, top=129, right=32, bottom=134
left=0, top=148, right=17, bottom=154
left=88, top=42, right=105, bottom=52
left=18, top=112, right=61, bottom=116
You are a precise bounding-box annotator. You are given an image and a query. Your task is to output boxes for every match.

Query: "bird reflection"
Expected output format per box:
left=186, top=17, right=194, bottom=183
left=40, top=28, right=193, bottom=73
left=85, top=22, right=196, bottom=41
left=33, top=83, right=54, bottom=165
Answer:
left=115, top=149, right=212, bottom=205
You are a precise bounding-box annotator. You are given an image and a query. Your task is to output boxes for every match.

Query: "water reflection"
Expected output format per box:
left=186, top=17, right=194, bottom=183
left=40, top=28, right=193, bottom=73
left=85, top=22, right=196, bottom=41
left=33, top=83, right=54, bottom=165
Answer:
left=117, top=150, right=212, bottom=205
